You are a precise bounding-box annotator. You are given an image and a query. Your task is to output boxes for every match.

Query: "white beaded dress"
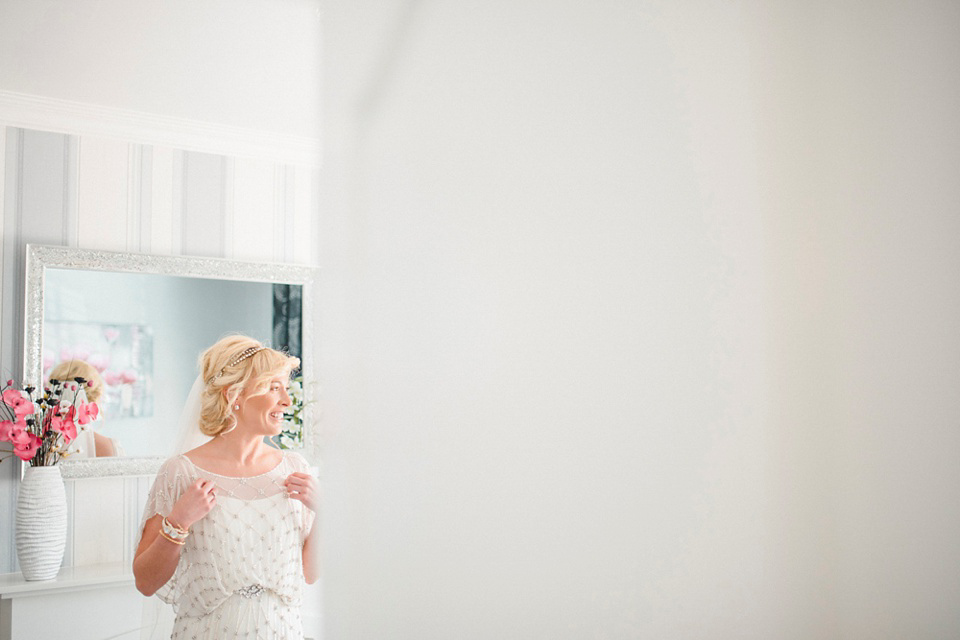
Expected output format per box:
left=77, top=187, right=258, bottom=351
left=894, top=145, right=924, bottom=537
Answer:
left=139, top=451, right=315, bottom=640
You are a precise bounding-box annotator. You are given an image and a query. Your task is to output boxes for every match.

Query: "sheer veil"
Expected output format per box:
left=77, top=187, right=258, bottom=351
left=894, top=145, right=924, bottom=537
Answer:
left=172, top=375, right=213, bottom=455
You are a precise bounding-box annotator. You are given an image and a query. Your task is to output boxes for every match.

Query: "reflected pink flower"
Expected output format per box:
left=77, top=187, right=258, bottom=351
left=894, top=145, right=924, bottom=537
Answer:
left=73, top=345, right=92, bottom=360
left=103, top=327, right=120, bottom=343
left=120, top=369, right=138, bottom=384
left=88, top=354, right=110, bottom=372
left=59, top=348, right=74, bottom=361
left=103, top=371, right=123, bottom=386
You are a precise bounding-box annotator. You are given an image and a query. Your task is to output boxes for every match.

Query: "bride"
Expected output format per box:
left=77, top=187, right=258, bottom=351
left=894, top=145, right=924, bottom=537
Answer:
left=133, top=334, right=319, bottom=639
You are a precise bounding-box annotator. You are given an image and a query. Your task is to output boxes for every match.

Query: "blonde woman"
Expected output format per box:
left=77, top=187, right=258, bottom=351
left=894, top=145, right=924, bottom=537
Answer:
left=48, top=359, right=120, bottom=457
left=134, top=335, right=319, bottom=639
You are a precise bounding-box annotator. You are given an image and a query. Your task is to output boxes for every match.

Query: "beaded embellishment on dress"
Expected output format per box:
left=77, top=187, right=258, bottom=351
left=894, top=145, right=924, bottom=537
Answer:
left=236, top=584, right=265, bottom=598
left=139, top=451, right=316, bottom=639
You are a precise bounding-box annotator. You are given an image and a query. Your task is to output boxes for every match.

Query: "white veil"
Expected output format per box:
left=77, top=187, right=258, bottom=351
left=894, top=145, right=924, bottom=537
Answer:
left=172, top=375, right=213, bottom=455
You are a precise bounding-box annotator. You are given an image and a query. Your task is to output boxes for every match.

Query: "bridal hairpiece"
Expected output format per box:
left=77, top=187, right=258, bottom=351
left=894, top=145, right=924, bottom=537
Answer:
left=207, top=346, right=266, bottom=384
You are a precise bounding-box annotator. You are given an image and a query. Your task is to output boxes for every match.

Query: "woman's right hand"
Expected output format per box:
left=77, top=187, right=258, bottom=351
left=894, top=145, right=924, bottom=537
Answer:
left=167, top=479, right=217, bottom=530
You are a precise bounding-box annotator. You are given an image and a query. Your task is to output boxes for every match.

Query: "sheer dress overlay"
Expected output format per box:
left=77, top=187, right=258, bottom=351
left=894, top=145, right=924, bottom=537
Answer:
left=139, top=451, right=315, bottom=640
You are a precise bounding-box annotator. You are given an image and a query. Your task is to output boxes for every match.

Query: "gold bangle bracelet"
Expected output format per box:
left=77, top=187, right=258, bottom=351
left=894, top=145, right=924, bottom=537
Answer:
left=163, top=516, right=188, bottom=534
left=162, top=517, right=189, bottom=539
left=158, top=529, right=185, bottom=546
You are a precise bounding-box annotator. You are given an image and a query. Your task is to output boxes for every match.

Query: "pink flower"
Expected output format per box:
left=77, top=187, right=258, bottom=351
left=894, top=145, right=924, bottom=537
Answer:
left=1, top=389, right=35, bottom=419
left=49, top=408, right=78, bottom=443
left=9, top=424, right=32, bottom=446
left=120, top=369, right=139, bottom=384
left=103, top=327, right=120, bottom=343
left=13, top=431, right=41, bottom=461
left=103, top=371, right=123, bottom=386
left=0, top=419, right=15, bottom=442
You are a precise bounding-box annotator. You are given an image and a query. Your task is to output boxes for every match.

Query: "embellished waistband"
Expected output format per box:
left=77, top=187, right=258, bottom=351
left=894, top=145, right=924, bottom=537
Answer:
left=222, top=583, right=300, bottom=608
left=236, top=584, right=266, bottom=598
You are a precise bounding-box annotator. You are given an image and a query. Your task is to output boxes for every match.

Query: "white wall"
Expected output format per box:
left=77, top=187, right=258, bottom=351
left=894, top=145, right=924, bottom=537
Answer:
left=318, top=1, right=960, bottom=638
left=0, top=0, right=321, bottom=139
left=803, top=4, right=960, bottom=636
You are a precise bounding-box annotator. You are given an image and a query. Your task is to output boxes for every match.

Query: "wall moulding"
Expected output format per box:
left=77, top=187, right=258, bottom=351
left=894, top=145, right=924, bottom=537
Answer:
left=0, top=90, right=321, bottom=167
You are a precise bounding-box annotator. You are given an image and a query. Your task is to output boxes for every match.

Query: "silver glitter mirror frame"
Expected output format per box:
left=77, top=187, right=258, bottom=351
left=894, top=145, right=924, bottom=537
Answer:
left=22, top=244, right=319, bottom=479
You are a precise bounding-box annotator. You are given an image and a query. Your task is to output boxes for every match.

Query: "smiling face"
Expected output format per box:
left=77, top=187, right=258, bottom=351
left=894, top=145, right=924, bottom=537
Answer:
left=237, top=375, right=291, bottom=436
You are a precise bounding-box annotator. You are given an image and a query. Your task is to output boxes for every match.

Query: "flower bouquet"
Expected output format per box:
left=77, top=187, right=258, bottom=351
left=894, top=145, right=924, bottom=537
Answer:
left=0, top=377, right=100, bottom=466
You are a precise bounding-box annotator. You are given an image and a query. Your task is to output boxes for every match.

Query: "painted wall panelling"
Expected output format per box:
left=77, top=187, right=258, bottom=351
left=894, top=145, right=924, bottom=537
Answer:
left=291, top=166, right=320, bottom=266
left=146, top=146, right=176, bottom=256
left=72, top=478, right=125, bottom=567
left=232, top=158, right=275, bottom=262
left=181, top=151, right=226, bottom=258
left=77, top=136, right=130, bottom=251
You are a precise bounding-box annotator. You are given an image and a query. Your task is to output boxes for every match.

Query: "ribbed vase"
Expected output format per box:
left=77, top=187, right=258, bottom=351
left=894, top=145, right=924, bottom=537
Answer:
left=16, top=465, right=68, bottom=581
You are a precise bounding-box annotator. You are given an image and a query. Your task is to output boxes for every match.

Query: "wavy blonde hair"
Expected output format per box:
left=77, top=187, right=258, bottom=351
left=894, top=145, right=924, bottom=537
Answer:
left=48, top=359, right=104, bottom=404
left=198, top=335, right=300, bottom=437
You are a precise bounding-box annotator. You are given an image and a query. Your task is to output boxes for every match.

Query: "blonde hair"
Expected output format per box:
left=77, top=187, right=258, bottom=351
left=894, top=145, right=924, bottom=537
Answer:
left=48, top=359, right=104, bottom=404
left=198, top=334, right=300, bottom=437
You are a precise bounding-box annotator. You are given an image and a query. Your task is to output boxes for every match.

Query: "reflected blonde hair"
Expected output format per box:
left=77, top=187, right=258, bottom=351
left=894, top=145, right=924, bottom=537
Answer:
left=198, top=334, right=300, bottom=437
left=48, top=359, right=104, bottom=404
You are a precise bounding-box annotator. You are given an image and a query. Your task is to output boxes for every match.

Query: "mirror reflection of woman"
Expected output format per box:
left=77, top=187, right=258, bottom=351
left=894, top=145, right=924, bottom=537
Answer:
left=48, top=359, right=122, bottom=457
left=133, top=335, right=319, bottom=639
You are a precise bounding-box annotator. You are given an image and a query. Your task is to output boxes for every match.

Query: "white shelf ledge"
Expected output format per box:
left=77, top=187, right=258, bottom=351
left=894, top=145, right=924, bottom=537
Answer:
left=0, top=562, right=134, bottom=598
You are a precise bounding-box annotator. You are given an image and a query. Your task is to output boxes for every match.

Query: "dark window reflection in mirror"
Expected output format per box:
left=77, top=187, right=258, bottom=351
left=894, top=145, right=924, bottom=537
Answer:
left=272, top=283, right=302, bottom=361
left=43, top=268, right=299, bottom=459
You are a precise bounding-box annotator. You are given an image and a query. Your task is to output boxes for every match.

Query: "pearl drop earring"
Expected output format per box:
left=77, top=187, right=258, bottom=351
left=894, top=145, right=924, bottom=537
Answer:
left=233, top=404, right=240, bottom=410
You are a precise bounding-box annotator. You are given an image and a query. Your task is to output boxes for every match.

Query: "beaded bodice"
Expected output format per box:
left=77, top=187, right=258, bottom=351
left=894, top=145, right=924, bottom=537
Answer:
left=139, top=451, right=315, bottom=624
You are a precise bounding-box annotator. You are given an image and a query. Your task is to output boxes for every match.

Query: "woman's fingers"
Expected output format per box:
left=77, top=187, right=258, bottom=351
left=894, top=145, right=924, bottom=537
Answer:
left=170, top=480, right=219, bottom=528
left=285, top=472, right=319, bottom=510
left=285, top=476, right=309, bottom=492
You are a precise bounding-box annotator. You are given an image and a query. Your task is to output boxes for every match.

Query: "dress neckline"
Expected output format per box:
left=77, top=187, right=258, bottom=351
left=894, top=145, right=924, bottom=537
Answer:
left=180, top=451, right=286, bottom=479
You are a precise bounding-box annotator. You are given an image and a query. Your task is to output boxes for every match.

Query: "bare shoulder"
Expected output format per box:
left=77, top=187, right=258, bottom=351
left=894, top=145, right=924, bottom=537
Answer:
left=182, top=441, right=284, bottom=477
left=181, top=441, right=218, bottom=468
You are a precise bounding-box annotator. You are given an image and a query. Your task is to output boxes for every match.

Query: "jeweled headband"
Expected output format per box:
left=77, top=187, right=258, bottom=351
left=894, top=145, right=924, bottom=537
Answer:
left=207, top=346, right=267, bottom=384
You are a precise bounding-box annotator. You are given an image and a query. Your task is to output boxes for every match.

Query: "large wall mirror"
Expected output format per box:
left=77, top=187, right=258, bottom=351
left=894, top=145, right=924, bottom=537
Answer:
left=23, top=244, right=319, bottom=479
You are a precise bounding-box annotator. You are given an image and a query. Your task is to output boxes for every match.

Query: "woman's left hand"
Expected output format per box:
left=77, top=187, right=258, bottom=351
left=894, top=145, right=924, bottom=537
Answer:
left=284, top=472, right=320, bottom=512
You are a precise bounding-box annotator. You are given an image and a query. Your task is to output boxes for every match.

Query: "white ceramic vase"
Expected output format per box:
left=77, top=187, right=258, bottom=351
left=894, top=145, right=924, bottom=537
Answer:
left=16, top=465, right=67, bottom=581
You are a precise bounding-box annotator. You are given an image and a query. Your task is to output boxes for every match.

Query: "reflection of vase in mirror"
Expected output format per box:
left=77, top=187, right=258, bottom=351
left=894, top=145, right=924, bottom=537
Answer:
left=47, top=359, right=124, bottom=458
